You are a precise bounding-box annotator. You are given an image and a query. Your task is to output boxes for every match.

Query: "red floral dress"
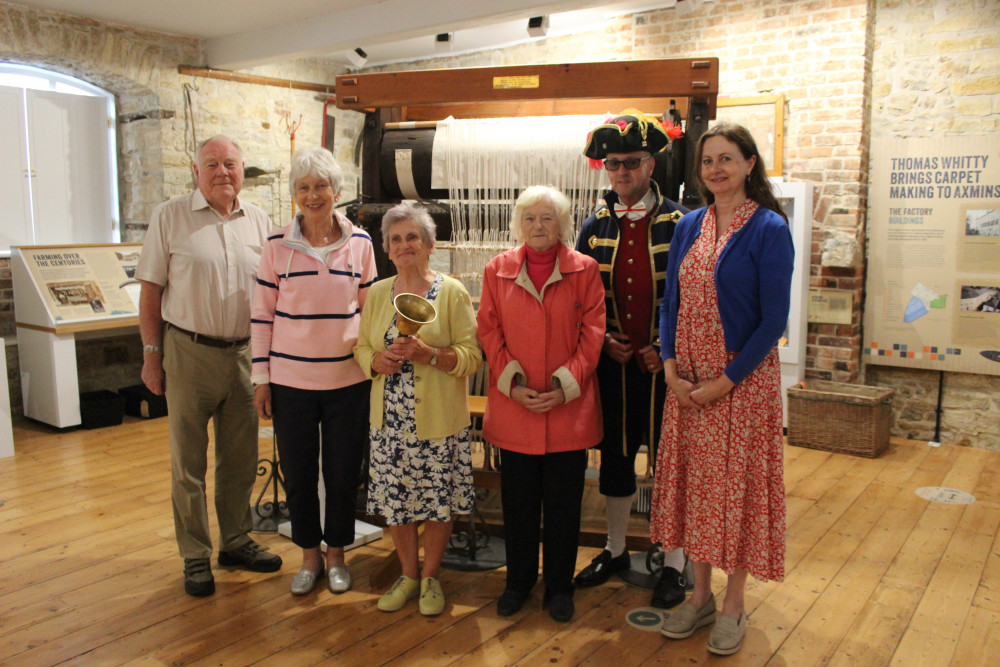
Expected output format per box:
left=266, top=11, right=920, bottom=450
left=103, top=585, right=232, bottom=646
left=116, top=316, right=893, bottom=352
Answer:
left=650, top=201, right=786, bottom=582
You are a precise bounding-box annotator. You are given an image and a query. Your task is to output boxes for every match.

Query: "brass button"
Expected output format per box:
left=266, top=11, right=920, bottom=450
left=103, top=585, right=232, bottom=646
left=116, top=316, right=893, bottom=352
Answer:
left=626, top=313, right=633, bottom=320
left=627, top=258, right=634, bottom=265
left=415, top=398, right=421, bottom=404
left=629, top=223, right=636, bottom=229
left=627, top=277, right=633, bottom=284
left=627, top=295, right=633, bottom=301
left=628, top=240, right=635, bottom=246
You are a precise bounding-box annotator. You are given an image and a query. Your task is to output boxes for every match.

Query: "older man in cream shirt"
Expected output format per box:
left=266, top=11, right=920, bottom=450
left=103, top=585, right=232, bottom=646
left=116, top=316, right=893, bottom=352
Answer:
left=137, top=135, right=281, bottom=596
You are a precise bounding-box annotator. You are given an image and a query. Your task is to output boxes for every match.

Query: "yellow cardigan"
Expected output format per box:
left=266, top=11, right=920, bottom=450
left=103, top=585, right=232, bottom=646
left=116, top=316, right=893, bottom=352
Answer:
left=354, top=274, right=482, bottom=440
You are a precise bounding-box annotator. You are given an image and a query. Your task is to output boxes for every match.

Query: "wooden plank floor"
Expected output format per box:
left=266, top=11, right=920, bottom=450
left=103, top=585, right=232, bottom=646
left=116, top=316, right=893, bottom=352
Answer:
left=1, top=417, right=998, bottom=666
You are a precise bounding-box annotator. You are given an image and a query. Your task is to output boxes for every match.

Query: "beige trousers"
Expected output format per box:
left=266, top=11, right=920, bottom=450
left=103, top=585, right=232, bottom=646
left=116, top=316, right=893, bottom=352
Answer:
left=163, top=325, right=258, bottom=560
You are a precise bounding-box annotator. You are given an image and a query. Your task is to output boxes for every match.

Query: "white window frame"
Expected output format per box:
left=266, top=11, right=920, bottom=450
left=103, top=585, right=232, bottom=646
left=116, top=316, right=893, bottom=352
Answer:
left=0, top=64, right=119, bottom=255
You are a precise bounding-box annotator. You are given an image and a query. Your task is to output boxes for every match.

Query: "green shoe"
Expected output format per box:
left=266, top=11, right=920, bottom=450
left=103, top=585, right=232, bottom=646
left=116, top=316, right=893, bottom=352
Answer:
left=378, top=575, right=419, bottom=612
left=419, top=577, right=445, bottom=616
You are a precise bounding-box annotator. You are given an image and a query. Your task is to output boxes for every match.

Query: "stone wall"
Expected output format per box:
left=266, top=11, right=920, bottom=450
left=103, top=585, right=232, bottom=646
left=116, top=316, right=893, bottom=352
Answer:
left=0, top=1, right=363, bottom=239
left=0, top=0, right=358, bottom=416
left=863, top=0, right=1000, bottom=449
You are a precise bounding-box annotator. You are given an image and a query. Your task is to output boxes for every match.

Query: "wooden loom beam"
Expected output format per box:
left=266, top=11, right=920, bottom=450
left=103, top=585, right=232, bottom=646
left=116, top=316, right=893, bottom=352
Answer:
left=335, top=58, right=718, bottom=119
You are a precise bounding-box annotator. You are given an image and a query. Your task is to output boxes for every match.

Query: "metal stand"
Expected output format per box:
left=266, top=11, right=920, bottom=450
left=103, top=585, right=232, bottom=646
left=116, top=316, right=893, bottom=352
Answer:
left=441, top=489, right=506, bottom=571
left=619, top=546, right=666, bottom=589
left=252, top=434, right=289, bottom=532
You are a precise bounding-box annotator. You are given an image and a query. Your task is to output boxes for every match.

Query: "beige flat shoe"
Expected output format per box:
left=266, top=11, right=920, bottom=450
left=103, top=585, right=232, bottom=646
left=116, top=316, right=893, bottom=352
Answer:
left=661, top=595, right=716, bottom=639
left=708, top=612, right=746, bottom=656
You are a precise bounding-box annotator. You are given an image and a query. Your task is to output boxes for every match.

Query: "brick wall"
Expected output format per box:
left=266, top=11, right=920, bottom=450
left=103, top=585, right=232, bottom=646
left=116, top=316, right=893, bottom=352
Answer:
left=365, top=0, right=872, bottom=384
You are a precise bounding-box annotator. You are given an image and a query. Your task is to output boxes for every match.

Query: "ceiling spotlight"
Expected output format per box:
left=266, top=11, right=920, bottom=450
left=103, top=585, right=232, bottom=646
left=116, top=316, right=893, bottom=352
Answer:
left=435, top=32, right=453, bottom=52
left=527, top=15, right=549, bottom=38
left=346, top=47, right=367, bottom=67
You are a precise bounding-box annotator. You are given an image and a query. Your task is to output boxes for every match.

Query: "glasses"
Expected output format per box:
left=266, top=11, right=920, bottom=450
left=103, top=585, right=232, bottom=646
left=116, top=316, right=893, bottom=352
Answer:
left=603, top=157, right=650, bottom=171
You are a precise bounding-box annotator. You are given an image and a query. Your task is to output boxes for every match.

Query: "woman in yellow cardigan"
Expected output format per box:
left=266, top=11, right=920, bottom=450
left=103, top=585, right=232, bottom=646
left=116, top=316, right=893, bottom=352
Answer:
left=354, top=202, right=481, bottom=616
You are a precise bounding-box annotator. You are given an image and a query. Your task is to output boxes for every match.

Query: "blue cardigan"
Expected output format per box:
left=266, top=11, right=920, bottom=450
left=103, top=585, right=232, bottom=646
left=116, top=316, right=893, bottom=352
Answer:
left=659, top=205, right=794, bottom=385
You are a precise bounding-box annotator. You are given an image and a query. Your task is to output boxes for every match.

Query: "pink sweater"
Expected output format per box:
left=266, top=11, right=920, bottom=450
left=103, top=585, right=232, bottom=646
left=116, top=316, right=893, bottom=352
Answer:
left=251, top=212, right=377, bottom=390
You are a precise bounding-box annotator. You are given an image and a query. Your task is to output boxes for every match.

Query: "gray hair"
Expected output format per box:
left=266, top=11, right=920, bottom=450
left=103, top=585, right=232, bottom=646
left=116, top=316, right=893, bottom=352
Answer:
left=510, top=185, right=574, bottom=245
left=196, top=134, right=242, bottom=162
left=380, top=202, right=436, bottom=253
left=289, top=147, right=344, bottom=196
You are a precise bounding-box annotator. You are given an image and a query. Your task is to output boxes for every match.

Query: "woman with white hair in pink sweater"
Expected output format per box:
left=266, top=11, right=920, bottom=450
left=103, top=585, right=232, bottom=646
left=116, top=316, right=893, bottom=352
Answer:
left=250, top=147, right=377, bottom=597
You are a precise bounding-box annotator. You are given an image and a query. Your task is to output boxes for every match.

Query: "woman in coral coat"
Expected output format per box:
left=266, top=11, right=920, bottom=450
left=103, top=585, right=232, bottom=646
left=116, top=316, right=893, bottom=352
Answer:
left=477, top=185, right=605, bottom=623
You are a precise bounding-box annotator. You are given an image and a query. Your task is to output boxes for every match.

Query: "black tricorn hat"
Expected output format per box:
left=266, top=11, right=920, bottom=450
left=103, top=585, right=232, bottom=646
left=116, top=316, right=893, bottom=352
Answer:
left=583, top=110, right=671, bottom=161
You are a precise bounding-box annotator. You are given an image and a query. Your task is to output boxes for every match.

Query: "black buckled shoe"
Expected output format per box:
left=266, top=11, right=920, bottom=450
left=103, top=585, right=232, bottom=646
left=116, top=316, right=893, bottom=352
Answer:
left=650, top=565, right=686, bottom=609
left=497, top=589, right=529, bottom=617
left=574, top=550, right=631, bottom=587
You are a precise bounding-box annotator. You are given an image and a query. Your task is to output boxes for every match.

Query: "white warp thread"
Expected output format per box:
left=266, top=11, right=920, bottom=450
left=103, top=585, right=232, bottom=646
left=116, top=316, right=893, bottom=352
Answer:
left=434, top=115, right=608, bottom=297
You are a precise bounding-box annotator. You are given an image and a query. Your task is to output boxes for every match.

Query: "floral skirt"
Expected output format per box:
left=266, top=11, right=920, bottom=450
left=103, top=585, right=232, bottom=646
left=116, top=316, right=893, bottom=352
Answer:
left=366, top=358, right=473, bottom=525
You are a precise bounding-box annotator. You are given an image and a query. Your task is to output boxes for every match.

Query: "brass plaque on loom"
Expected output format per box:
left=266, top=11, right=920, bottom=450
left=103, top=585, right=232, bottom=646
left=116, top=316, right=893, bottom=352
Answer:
left=493, top=75, right=540, bottom=89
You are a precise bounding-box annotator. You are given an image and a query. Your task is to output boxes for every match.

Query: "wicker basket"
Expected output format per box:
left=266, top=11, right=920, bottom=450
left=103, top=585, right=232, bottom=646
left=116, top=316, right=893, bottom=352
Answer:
left=787, top=380, right=895, bottom=458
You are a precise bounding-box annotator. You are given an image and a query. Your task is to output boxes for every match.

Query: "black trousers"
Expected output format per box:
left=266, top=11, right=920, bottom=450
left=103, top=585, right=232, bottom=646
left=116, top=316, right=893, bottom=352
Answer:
left=499, top=448, right=587, bottom=596
left=596, top=356, right=665, bottom=497
left=271, top=381, right=370, bottom=549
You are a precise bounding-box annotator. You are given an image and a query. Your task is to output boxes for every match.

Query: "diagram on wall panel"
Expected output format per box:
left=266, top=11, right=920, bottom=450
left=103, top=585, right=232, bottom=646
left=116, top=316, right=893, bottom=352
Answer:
left=866, top=135, right=1000, bottom=376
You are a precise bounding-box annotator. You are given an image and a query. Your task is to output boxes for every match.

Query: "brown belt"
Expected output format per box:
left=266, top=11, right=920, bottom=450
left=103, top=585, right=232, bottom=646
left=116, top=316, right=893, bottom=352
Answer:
left=169, top=323, right=249, bottom=349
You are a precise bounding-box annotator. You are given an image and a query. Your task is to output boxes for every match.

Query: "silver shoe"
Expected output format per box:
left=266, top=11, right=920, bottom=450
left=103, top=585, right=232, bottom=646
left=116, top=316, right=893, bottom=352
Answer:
left=290, top=568, right=322, bottom=595
left=327, top=565, right=352, bottom=593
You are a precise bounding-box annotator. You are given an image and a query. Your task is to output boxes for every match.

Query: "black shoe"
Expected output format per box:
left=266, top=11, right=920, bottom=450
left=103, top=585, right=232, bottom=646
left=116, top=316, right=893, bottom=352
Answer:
left=218, top=539, right=283, bottom=572
left=184, top=558, right=215, bottom=596
left=650, top=565, right=686, bottom=609
left=574, top=550, right=631, bottom=587
left=546, top=592, right=574, bottom=623
left=497, top=589, right=529, bottom=617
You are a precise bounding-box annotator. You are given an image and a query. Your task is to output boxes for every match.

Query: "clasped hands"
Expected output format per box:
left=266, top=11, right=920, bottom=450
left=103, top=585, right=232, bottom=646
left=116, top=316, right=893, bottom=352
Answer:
left=511, top=383, right=565, bottom=414
left=372, top=335, right=431, bottom=375
left=604, top=332, right=661, bottom=374
left=663, top=365, right=735, bottom=409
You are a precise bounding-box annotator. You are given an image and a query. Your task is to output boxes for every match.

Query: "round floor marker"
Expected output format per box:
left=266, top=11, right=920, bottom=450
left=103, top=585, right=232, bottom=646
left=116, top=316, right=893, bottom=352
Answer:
left=626, top=607, right=666, bottom=631
left=915, top=486, right=976, bottom=505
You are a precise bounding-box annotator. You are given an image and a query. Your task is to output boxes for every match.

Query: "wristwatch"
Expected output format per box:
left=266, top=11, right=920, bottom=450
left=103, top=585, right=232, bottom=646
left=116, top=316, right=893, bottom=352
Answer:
left=143, top=344, right=161, bottom=355
left=429, top=347, right=439, bottom=366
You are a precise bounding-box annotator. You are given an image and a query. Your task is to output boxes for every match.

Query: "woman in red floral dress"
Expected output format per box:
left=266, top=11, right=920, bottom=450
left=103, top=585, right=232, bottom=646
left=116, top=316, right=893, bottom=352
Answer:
left=651, top=123, right=794, bottom=656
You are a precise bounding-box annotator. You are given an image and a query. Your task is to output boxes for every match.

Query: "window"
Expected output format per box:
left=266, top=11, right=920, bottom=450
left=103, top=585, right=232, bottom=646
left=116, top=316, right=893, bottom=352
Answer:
left=0, top=64, right=118, bottom=254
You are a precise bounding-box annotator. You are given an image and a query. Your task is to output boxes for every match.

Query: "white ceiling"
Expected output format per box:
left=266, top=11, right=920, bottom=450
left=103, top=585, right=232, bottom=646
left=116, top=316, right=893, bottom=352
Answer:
left=8, top=0, right=687, bottom=69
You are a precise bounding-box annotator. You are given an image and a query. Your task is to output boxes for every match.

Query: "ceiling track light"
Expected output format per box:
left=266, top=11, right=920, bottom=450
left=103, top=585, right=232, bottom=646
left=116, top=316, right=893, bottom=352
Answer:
left=527, top=15, right=549, bottom=38
left=435, top=32, right=453, bottom=52
left=346, top=47, right=367, bottom=67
